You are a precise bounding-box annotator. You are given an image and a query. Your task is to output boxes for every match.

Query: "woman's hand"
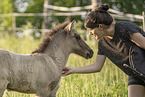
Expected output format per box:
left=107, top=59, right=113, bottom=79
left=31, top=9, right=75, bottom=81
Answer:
left=62, top=67, right=73, bottom=76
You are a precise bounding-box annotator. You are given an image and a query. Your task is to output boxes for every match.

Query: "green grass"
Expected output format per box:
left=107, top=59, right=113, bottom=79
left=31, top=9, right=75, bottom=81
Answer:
left=0, top=37, right=128, bottom=97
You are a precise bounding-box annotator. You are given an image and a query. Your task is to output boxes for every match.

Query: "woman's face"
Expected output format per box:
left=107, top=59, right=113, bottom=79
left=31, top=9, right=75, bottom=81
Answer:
left=88, top=27, right=104, bottom=39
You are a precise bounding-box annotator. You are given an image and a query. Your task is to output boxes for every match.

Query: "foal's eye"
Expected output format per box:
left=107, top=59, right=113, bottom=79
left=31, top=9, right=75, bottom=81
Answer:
left=75, top=36, right=80, bottom=40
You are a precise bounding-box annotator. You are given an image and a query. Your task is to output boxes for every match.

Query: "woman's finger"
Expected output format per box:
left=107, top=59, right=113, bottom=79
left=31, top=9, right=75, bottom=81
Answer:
left=62, top=70, right=71, bottom=76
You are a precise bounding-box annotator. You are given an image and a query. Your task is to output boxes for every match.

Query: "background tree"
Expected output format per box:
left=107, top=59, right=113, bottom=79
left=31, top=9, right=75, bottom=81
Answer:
left=0, top=0, right=13, bottom=34
left=49, top=0, right=91, bottom=24
left=102, top=0, right=144, bottom=14
left=0, top=0, right=144, bottom=37
left=102, top=0, right=144, bottom=26
left=16, top=0, right=44, bottom=29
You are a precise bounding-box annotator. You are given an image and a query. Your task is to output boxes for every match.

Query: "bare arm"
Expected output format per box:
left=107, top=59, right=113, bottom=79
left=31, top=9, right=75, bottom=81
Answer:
left=131, top=33, right=145, bottom=49
left=62, top=54, right=106, bottom=76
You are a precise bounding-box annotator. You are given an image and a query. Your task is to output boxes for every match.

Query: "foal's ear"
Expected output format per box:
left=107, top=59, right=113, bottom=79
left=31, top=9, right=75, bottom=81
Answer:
left=65, top=20, right=76, bottom=32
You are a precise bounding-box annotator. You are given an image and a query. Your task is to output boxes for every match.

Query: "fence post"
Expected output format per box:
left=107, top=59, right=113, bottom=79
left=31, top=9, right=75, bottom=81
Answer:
left=12, top=13, right=16, bottom=36
left=92, top=0, right=97, bottom=8
left=42, top=0, right=48, bottom=39
left=91, top=0, right=101, bottom=45
left=143, top=11, right=145, bottom=31
left=143, top=3, right=145, bottom=31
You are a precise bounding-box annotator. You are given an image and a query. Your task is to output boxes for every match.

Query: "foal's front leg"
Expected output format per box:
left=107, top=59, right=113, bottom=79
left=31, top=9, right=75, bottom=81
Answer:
left=0, top=70, right=9, bottom=97
left=36, top=87, right=52, bottom=97
left=49, top=82, right=60, bottom=97
left=36, top=88, right=57, bottom=97
left=36, top=83, right=60, bottom=97
left=0, top=79, right=8, bottom=97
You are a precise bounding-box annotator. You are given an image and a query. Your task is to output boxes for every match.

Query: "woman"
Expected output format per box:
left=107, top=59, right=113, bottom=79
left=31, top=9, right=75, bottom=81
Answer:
left=62, top=4, right=145, bottom=97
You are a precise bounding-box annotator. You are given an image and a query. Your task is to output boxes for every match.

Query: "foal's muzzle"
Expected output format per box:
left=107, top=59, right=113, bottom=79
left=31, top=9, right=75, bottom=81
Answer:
left=86, top=49, right=94, bottom=59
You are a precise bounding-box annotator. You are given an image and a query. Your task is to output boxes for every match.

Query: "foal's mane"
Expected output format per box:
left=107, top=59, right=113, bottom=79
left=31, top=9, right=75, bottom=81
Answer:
left=31, top=21, right=69, bottom=54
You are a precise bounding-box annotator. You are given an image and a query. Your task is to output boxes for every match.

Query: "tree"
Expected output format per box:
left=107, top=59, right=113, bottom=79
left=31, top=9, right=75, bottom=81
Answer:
left=48, top=0, right=92, bottom=24
left=16, top=0, right=44, bottom=29
left=0, top=0, right=13, bottom=34
left=101, top=0, right=144, bottom=26
left=1, top=0, right=144, bottom=36
left=102, top=0, right=143, bottom=14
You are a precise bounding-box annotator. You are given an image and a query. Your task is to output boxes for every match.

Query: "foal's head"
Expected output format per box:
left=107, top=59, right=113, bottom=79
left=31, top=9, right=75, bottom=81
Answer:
left=65, top=20, right=93, bottom=59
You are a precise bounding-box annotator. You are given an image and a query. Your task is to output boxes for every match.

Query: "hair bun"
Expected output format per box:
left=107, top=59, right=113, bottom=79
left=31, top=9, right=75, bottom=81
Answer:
left=101, top=4, right=109, bottom=11
left=95, top=4, right=109, bottom=12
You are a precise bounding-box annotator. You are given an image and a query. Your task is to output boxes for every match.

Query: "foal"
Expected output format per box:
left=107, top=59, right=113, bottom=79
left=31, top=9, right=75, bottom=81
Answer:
left=0, top=20, right=93, bottom=97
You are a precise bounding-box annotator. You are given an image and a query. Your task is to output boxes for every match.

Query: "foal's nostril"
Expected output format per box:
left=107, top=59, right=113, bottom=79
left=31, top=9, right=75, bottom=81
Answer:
left=86, top=50, right=93, bottom=58
left=86, top=53, right=90, bottom=58
left=89, top=50, right=94, bottom=57
left=90, top=50, right=94, bottom=55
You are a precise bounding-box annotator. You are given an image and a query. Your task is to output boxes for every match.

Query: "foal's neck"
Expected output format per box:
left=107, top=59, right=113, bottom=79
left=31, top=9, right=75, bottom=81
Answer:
left=43, top=31, right=69, bottom=70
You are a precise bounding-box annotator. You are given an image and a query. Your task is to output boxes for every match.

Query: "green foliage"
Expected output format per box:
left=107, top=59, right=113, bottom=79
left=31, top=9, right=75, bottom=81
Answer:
left=49, top=0, right=91, bottom=7
left=0, top=0, right=144, bottom=36
left=49, top=0, right=92, bottom=23
left=0, top=36, right=39, bottom=54
left=102, top=0, right=144, bottom=14
left=1, top=37, right=128, bottom=97
left=0, top=0, right=13, bottom=30
left=0, top=0, right=13, bottom=13
left=16, top=0, right=44, bottom=29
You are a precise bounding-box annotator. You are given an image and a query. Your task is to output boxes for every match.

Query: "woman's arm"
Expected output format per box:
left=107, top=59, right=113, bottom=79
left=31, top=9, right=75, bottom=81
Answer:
left=62, top=54, right=106, bottom=76
left=131, top=33, right=145, bottom=49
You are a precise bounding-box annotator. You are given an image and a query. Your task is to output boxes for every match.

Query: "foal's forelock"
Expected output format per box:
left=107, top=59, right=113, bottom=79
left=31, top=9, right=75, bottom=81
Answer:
left=31, top=21, right=69, bottom=54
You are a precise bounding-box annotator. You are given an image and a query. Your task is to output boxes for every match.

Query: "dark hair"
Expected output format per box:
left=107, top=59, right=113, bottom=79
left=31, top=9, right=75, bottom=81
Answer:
left=84, top=4, right=113, bottom=29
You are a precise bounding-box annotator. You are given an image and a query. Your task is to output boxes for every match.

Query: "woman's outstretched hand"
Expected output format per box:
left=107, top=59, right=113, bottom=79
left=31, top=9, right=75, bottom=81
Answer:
left=62, top=67, right=73, bottom=76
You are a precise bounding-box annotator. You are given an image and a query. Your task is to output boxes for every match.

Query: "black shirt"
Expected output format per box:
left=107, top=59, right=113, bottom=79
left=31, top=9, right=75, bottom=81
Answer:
left=97, top=21, right=145, bottom=75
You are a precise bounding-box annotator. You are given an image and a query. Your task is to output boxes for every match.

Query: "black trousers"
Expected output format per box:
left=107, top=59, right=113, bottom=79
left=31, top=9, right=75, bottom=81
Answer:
left=128, top=75, right=145, bottom=86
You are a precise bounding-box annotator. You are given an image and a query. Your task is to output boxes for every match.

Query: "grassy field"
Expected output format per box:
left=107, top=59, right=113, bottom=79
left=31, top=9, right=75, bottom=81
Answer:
left=0, top=36, right=128, bottom=97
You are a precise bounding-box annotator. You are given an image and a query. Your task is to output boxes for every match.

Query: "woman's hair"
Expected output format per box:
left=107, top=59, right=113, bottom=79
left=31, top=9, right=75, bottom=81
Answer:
left=84, top=4, right=113, bottom=29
